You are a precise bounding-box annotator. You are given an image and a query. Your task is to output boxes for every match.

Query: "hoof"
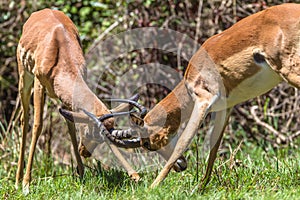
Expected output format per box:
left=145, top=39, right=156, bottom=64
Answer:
left=173, top=156, right=187, bottom=172
left=130, top=172, right=140, bottom=182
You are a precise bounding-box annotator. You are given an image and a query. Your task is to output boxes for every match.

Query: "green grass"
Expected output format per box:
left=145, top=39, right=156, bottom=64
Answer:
left=1, top=138, right=300, bottom=200
left=1, top=118, right=300, bottom=200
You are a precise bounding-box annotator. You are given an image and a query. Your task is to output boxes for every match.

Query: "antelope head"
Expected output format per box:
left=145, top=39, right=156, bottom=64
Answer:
left=120, top=81, right=194, bottom=172
left=59, top=94, right=144, bottom=156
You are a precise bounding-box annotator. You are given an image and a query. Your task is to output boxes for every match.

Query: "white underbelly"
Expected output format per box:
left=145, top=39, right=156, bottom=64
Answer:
left=212, top=62, right=282, bottom=111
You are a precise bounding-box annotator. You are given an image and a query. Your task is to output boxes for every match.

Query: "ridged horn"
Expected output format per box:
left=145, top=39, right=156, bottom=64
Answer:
left=103, top=94, right=147, bottom=118
left=98, top=110, right=137, bottom=122
left=110, top=94, right=140, bottom=113
left=82, top=109, right=141, bottom=148
left=110, top=128, right=137, bottom=139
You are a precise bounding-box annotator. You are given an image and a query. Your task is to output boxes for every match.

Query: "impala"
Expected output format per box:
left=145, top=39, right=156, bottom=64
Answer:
left=105, top=3, right=300, bottom=188
left=16, top=8, right=147, bottom=193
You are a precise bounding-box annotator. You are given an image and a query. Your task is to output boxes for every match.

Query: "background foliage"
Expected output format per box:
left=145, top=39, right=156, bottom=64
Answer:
left=0, top=0, right=300, bottom=197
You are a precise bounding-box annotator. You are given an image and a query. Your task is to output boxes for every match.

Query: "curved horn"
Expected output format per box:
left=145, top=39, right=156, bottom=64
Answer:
left=110, top=94, right=140, bottom=113
left=79, top=108, right=138, bottom=139
left=82, top=109, right=141, bottom=148
left=103, top=95, right=147, bottom=118
left=59, top=108, right=90, bottom=123
left=59, top=94, right=146, bottom=124
left=98, top=110, right=137, bottom=122
left=109, top=99, right=147, bottom=118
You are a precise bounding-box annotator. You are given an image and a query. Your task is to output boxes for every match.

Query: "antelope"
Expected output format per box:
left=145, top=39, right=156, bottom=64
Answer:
left=16, top=8, right=147, bottom=194
left=99, top=3, right=300, bottom=189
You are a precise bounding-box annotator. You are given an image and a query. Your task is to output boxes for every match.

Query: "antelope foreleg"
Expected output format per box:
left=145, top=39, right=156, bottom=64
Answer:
left=200, top=108, right=232, bottom=190
left=150, top=96, right=213, bottom=188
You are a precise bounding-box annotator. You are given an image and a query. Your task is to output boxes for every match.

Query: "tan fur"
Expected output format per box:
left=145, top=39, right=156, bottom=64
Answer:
left=16, top=9, right=139, bottom=193
left=139, top=4, right=300, bottom=188
left=143, top=81, right=194, bottom=150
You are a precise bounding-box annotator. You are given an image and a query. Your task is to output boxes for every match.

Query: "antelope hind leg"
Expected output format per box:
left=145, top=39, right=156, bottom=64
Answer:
left=15, top=70, right=33, bottom=189
left=22, top=77, right=45, bottom=194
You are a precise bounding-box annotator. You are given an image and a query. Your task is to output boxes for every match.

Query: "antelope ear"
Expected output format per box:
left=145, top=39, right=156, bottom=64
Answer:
left=59, top=108, right=90, bottom=123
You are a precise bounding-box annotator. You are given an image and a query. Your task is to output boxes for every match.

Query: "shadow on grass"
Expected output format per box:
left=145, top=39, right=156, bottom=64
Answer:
left=81, top=160, right=149, bottom=192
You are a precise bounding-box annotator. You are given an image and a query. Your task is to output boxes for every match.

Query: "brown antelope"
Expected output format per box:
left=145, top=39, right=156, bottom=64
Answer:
left=101, top=3, right=300, bottom=188
left=16, top=8, right=147, bottom=194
